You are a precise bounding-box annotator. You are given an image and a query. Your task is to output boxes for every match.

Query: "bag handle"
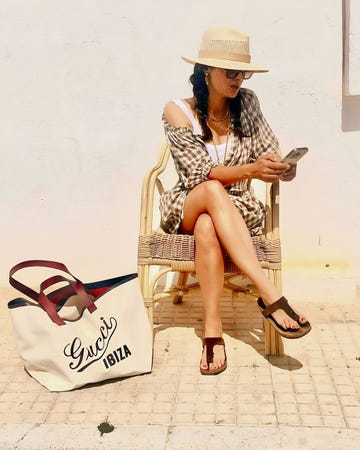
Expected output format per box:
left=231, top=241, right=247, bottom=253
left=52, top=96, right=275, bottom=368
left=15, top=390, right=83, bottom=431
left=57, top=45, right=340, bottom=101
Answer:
left=38, top=275, right=97, bottom=325
left=9, top=260, right=97, bottom=326
left=10, top=260, right=75, bottom=300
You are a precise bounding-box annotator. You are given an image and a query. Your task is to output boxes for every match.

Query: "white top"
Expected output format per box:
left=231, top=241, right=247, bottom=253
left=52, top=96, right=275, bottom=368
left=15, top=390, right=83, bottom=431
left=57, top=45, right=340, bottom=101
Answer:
left=172, top=99, right=231, bottom=164
left=206, top=142, right=227, bottom=164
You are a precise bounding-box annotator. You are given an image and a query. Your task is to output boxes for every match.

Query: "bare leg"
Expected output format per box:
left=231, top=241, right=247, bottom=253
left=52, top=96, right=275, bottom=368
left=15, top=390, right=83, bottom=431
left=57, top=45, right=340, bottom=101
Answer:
left=181, top=180, right=307, bottom=330
left=193, top=213, right=226, bottom=371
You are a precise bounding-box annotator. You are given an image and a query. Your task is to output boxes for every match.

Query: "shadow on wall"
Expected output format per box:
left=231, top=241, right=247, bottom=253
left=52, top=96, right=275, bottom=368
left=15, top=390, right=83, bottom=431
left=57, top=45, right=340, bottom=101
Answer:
left=342, top=0, right=360, bottom=131
left=342, top=96, right=360, bottom=131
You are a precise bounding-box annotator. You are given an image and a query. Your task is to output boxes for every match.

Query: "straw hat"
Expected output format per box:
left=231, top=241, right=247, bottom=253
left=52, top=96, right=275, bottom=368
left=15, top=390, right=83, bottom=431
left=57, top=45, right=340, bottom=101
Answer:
left=182, top=26, right=268, bottom=73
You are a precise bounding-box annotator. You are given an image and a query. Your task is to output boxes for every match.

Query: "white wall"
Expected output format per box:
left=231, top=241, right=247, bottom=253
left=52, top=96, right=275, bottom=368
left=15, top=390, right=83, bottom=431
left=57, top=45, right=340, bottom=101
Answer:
left=344, top=0, right=360, bottom=95
left=1, top=1, right=359, bottom=297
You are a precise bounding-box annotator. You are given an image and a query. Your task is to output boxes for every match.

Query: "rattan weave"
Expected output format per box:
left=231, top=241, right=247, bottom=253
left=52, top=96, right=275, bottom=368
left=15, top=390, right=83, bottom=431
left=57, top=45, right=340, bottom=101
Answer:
left=138, top=233, right=281, bottom=271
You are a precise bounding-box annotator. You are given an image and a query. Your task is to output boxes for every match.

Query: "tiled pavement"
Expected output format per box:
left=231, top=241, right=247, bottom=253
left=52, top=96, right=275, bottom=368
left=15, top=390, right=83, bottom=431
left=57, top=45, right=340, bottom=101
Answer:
left=1, top=284, right=360, bottom=449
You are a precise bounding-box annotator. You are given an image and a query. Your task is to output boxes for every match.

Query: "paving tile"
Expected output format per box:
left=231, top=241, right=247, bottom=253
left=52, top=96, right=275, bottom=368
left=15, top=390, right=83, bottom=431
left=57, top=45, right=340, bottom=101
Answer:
left=322, top=415, right=347, bottom=427
left=129, top=412, right=151, bottom=423
left=172, top=413, right=194, bottom=424
left=343, top=405, right=360, bottom=417
left=319, top=403, right=342, bottom=416
left=346, top=417, right=360, bottom=427
left=237, top=402, right=257, bottom=414
left=236, top=414, right=258, bottom=425
left=339, top=395, right=360, bottom=406
left=278, top=413, right=301, bottom=426
left=258, top=414, right=278, bottom=425
left=300, top=414, right=323, bottom=426
left=275, top=392, right=296, bottom=403
left=276, top=402, right=298, bottom=414
left=193, top=413, right=216, bottom=424
left=295, top=393, right=317, bottom=404
left=44, top=413, right=69, bottom=424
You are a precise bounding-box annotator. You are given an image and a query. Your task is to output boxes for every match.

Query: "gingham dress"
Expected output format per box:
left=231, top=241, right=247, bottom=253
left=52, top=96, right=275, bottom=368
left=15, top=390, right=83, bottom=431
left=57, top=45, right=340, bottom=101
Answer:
left=159, top=88, right=280, bottom=236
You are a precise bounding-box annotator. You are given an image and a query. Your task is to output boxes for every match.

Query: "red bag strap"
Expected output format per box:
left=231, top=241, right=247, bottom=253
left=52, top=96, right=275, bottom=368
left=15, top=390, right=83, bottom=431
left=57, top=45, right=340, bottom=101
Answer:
left=9, top=260, right=75, bottom=300
left=9, top=260, right=97, bottom=326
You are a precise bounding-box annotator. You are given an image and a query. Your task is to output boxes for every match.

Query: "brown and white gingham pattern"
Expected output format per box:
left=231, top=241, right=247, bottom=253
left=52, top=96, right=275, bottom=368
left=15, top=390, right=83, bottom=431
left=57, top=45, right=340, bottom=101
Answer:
left=159, top=88, right=280, bottom=235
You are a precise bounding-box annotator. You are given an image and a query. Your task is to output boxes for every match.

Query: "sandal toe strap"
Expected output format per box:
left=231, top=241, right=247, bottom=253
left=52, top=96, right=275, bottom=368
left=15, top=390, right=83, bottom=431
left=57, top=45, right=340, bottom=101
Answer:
left=261, top=296, right=300, bottom=322
left=202, top=337, right=225, bottom=364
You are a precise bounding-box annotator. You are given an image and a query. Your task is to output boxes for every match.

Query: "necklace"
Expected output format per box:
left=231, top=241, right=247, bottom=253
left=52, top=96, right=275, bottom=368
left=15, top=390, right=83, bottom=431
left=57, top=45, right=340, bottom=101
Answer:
left=206, top=116, right=233, bottom=165
left=211, top=127, right=230, bottom=166
left=208, top=107, right=229, bottom=122
left=207, top=119, right=230, bottom=134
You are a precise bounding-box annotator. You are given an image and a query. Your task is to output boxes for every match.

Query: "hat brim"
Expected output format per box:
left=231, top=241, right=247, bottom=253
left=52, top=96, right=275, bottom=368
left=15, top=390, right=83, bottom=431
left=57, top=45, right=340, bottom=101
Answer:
left=182, top=56, right=268, bottom=73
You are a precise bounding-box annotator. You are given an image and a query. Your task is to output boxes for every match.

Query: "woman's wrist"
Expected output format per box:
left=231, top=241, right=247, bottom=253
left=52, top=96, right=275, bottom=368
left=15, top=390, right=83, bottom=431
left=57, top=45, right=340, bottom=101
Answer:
left=238, top=163, right=253, bottom=181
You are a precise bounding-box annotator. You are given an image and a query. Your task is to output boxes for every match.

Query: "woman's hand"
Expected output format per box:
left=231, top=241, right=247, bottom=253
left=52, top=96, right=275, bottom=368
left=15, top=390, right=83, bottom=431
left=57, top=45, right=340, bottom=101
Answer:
left=280, top=163, right=297, bottom=181
left=251, top=153, right=290, bottom=182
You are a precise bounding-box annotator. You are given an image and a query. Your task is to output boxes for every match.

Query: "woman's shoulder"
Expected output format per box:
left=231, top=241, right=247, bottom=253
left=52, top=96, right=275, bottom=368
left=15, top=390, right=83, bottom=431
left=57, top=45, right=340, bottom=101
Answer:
left=240, top=88, right=260, bottom=108
left=163, top=98, right=196, bottom=128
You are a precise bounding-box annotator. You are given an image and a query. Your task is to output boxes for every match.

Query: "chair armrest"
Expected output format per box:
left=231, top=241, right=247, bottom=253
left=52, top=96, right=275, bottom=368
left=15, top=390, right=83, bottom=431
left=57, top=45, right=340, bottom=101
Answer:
left=265, top=180, right=280, bottom=240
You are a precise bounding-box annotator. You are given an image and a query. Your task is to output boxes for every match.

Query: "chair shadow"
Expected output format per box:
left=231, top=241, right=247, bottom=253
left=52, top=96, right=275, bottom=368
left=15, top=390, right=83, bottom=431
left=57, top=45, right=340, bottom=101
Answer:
left=153, top=287, right=303, bottom=371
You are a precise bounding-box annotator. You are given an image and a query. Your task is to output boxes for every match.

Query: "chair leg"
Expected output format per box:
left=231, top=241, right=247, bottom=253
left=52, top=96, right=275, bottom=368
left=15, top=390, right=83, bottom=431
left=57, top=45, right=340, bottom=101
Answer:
left=264, top=320, right=284, bottom=356
left=138, top=264, right=155, bottom=342
left=173, top=272, right=189, bottom=304
left=264, top=268, right=284, bottom=356
left=145, top=304, right=154, bottom=343
left=146, top=303, right=153, bottom=327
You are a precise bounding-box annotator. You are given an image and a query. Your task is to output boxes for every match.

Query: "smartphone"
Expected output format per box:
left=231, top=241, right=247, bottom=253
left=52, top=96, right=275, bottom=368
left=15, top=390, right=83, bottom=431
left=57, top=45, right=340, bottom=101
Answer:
left=282, top=147, right=309, bottom=164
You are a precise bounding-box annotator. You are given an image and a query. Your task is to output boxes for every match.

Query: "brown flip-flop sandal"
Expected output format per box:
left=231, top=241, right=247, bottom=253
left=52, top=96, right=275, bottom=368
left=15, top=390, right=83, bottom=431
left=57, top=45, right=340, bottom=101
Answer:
left=200, top=337, right=227, bottom=375
left=257, top=297, right=311, bottom=339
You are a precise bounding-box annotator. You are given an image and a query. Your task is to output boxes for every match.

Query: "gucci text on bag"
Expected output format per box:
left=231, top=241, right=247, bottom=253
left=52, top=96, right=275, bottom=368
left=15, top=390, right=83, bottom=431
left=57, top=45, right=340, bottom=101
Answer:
left=63, top=315, right=132, bottom=372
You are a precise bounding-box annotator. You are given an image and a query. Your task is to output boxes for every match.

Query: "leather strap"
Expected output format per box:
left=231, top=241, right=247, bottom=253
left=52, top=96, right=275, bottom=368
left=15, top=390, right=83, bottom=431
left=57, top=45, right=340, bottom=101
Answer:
left=202, top=337, right=225, bottom=364
left=9, top=260, right=96, bottom=326
left=39, top=274, right=96, bottom=312
left=9, top=260, right=75, bottom=300
left=260, top=296, right=300, bottom=322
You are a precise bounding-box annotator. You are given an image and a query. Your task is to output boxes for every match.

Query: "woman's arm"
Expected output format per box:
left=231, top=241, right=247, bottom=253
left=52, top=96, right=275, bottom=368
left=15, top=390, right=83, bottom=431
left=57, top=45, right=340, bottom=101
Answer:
left=163, top=102, right=216, bottom=190
left=208, top=153, right=289, bottom=185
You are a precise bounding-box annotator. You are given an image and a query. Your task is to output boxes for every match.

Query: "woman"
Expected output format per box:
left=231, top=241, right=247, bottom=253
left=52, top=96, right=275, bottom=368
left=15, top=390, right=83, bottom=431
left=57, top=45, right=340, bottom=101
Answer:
left=160, top=27, right=311, bottom=375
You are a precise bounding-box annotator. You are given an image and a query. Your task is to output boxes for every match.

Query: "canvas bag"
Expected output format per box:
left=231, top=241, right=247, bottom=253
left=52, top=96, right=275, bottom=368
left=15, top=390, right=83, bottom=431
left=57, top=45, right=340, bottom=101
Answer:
left=8, top=260, right=153, bottom=392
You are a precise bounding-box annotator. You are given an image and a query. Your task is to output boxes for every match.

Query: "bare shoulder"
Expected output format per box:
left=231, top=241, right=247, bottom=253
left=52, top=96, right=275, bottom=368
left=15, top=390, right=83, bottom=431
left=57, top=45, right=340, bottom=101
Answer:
left=163, top=98, right=195, bottom=128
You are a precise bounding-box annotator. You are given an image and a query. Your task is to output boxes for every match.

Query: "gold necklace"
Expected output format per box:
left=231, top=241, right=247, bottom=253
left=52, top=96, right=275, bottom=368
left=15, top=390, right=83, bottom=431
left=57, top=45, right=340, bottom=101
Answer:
left=208, top=107, right=229, bottom=122
left=207, top=119, right=230, bottom=134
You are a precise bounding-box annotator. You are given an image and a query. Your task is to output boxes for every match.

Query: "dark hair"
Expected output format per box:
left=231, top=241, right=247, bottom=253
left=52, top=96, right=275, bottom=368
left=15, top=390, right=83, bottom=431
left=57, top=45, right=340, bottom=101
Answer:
left=189, top=64, right=244, bottom=142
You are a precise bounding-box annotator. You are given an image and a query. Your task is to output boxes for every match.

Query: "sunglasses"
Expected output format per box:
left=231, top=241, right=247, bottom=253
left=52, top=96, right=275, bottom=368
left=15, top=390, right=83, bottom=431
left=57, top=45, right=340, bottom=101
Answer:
left=224, top=69, right=253, bottom=80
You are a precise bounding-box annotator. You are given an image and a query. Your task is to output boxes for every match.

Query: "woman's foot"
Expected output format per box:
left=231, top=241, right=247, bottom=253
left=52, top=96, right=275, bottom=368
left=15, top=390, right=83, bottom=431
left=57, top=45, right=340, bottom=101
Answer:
left=262, top=297, right=308, bottom=331
left=200, top=338, right=226, bottom=372
left=200, top=319, right=226, bottom=371
left=257, top=297, right=311, bottom=339
left=200, top=337, right=227, bottom=375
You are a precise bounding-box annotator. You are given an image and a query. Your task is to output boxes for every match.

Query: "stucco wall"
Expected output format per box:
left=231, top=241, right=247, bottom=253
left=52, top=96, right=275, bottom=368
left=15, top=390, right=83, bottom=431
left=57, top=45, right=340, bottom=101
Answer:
left=1, top=0, right=359, bottom=299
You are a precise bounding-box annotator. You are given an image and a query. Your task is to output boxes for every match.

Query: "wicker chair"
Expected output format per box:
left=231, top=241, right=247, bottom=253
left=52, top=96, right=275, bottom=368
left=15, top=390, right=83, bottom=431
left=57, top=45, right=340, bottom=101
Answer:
left=138, top=142, right=284, bottom=356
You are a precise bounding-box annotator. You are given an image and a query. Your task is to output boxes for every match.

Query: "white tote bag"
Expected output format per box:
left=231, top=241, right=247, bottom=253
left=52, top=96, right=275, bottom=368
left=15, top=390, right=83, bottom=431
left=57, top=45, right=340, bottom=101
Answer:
left=8, top=260, right=153, bottom=392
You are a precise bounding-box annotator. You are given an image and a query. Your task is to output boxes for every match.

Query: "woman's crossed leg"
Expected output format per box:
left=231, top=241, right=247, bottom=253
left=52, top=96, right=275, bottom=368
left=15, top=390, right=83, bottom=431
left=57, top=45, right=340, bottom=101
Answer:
left=181, top=180, right=307, bottom=371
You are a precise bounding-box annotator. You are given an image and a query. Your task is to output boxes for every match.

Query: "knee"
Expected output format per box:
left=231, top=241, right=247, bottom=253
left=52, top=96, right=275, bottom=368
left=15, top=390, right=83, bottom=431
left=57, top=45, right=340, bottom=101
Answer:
left=202, top=180, right=225, bottom=198
left=194, top=213, right=218, bottom=246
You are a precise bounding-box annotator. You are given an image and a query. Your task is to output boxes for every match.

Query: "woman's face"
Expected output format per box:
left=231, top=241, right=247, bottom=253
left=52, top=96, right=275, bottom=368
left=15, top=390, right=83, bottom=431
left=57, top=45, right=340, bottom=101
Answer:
left=206, top=67, right=245, bottom=98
